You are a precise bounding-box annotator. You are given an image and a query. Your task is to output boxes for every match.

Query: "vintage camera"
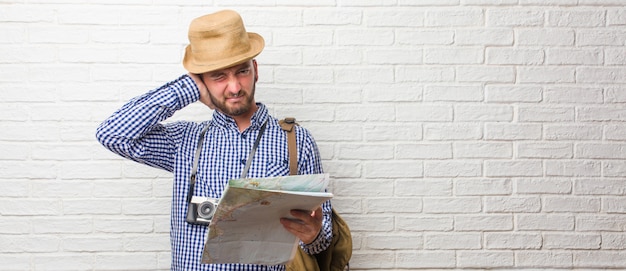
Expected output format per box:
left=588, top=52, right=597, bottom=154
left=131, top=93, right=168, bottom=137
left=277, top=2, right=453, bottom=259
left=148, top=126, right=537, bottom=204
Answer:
left=186, top=196, right=219, bottom=225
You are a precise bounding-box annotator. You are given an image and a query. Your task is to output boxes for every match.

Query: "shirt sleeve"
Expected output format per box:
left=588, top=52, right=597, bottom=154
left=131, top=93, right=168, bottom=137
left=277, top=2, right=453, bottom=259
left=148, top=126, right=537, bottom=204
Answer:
left=297, top=128, right=333, bottom=255
left=95, top=74, right=200, bottom=172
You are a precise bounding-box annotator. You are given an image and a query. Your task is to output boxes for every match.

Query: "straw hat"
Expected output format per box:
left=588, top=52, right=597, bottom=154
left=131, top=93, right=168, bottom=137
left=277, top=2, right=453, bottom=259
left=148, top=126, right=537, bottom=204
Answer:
left=183, top=10, right=265, bottom=74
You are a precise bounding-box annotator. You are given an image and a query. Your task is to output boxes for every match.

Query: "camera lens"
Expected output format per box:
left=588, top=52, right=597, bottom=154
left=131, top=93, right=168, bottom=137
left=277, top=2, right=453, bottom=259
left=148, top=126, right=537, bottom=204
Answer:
left=198, top=201, right=216, bottom=219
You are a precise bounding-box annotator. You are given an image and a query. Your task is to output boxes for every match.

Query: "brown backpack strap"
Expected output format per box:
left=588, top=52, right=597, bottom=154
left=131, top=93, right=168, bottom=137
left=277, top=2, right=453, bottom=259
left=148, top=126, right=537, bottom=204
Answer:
left=279, top=117, right=298, bottom=175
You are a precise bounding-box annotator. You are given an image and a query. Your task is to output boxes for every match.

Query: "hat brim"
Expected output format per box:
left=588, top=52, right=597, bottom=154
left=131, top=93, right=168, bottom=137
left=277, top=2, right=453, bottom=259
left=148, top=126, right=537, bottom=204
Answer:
left=182, top=32, right=264, bottom=74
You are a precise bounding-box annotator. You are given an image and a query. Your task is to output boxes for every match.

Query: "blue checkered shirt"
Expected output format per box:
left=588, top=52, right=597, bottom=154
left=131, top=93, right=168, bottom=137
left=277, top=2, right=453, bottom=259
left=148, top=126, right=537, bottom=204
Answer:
left=96, top=75, right=332, bottom=271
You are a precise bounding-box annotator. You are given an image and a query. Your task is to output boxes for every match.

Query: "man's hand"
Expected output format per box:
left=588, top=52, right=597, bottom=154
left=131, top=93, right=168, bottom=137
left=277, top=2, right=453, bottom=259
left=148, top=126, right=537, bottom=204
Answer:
left=188, top=73, right=215, bottom=110
left=280, top=206, right=323, bottom=244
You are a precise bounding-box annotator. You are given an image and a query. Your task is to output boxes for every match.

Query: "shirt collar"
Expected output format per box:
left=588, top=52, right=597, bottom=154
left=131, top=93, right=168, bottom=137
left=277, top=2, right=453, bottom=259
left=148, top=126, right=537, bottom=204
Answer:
left=211, top=103, right=268, bottom=131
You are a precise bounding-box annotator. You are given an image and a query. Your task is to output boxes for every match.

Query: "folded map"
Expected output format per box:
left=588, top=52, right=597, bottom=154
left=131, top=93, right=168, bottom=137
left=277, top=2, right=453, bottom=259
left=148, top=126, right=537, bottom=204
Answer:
left=201, top=173, right=333, bottom=265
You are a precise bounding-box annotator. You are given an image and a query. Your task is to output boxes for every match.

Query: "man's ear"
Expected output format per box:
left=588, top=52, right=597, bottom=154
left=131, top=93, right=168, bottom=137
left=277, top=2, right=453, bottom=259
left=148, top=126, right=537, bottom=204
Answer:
left=252, top=59, right=259, bottom=82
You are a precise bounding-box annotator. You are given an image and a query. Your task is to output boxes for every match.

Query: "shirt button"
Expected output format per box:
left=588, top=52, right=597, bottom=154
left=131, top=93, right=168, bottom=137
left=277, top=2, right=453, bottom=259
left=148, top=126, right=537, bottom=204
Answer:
left=241, top=159, right=246, bottom=165
left=242, top=134, right=247, bottom=139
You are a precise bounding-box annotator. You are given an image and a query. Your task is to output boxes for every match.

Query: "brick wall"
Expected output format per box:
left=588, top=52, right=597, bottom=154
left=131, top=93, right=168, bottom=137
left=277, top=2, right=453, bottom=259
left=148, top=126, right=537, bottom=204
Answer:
left=1, top=1, right=626, bottom=270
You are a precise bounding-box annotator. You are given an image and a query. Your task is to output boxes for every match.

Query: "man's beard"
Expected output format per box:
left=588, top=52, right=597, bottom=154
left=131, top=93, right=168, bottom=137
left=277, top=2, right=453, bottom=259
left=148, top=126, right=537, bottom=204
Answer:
left=208, top=83, right=256, bottom=117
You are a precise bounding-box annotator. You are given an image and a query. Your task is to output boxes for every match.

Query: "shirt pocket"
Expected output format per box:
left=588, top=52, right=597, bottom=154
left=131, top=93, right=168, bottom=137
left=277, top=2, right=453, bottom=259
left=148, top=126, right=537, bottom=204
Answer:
left=265, top=159, right=291, bottom=177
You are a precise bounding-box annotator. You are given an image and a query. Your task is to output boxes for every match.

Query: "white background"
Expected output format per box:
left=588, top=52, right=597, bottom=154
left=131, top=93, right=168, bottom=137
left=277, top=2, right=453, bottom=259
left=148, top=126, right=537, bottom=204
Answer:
left=2, top=0, right=626, bottom=270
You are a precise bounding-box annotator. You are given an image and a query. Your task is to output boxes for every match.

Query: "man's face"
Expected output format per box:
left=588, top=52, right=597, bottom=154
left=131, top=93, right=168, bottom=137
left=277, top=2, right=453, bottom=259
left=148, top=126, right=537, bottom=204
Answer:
left=201, top=60, right=258, bottom=117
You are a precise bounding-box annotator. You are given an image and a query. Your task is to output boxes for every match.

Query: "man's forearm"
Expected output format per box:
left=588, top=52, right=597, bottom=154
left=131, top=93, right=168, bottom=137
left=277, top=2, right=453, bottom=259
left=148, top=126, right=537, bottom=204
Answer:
left=95, top=75, right=200, bottom=170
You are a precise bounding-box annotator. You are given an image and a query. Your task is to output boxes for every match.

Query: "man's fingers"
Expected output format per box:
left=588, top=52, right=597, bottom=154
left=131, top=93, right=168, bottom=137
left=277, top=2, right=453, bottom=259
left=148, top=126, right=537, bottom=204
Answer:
left=280, top=217, right=318, bottom=244
left=188, top=73, right=215, bottom=109
left=280, top=207, right=323, bottom=244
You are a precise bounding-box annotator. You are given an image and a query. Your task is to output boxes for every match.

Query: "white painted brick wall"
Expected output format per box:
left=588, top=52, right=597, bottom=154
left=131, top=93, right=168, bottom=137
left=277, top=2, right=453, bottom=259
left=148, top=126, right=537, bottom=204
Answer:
left=2, top=1, right=626, bottom=270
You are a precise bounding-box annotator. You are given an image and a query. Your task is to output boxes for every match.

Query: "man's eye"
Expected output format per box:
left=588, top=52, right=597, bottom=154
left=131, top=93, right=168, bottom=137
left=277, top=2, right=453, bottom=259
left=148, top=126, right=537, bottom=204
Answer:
left=238, top=69, right=250, bottom=75
left=211, top=75, right=225, bottom=81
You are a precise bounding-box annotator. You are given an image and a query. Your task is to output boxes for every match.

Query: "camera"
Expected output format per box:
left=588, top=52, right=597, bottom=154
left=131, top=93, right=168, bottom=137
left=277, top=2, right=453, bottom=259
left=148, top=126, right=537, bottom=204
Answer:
left=186, top=196, right=219, bottom=225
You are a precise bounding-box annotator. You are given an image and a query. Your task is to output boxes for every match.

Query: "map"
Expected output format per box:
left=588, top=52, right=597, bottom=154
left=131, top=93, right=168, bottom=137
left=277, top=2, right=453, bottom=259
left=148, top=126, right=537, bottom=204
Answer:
left=201, top=174, right=333, bottom=265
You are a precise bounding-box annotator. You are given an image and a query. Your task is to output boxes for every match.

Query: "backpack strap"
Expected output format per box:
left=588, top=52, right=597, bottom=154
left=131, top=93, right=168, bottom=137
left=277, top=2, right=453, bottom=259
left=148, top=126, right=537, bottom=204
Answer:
left=279, top=117, right=298, bottom=175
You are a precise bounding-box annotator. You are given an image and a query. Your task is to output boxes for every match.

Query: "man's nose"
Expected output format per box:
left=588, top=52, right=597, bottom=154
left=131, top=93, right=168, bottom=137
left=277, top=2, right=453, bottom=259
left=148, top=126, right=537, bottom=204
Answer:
left=225, top=74, right=240, bottom=94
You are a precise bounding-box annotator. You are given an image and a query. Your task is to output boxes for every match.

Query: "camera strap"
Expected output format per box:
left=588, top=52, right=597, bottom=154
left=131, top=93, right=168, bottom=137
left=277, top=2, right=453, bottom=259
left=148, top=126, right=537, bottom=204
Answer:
left=240, top=119, right=268, bottom=178
left=186, top=124, right=211, bottom=204
left=186, top=119, right=268, bottom=204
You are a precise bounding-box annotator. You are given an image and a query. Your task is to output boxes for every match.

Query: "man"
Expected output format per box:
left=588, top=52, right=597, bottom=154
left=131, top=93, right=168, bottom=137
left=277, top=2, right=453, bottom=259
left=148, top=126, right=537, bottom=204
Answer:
left=96, top=10, right=332, bottom=271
